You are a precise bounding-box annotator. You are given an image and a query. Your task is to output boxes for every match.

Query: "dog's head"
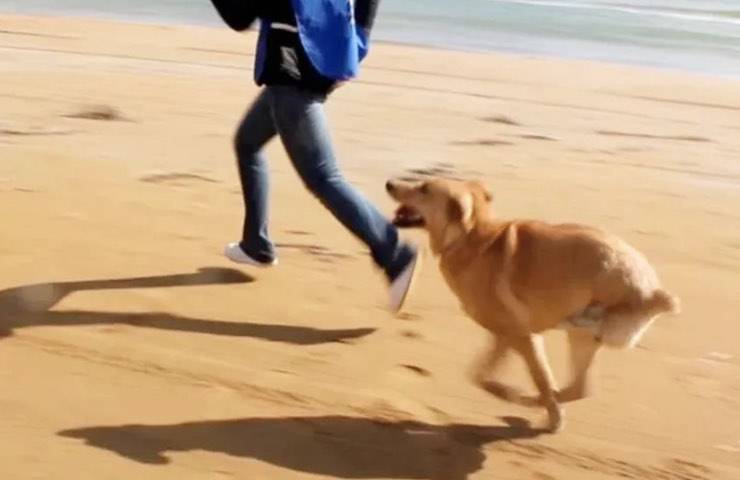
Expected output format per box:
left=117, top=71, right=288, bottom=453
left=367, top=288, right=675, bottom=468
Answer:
left=386, top=177, right=492, bottom=254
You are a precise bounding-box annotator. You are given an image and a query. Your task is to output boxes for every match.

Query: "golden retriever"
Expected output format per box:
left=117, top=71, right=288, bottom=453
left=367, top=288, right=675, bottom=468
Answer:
left=386, top=177, right=680, bottom=433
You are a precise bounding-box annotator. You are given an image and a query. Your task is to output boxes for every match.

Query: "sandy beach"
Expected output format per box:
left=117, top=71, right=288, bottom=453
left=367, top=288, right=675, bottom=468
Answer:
left=1, top=14, right=739, bottom=480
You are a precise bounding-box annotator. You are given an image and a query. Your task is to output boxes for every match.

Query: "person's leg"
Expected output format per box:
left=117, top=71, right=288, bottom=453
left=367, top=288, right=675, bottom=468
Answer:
left=267, top=86, right=417, bottom=298
left=228, top=88, right=279, bottom=265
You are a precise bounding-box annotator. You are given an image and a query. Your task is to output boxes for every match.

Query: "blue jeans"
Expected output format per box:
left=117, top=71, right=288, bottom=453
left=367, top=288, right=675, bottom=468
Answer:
left=234, top=86, right=413, bottom=280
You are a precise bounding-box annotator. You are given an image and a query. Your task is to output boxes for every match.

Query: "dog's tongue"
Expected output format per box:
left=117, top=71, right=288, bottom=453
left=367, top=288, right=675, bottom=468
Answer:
left=393, top=205, right=424, bottom=228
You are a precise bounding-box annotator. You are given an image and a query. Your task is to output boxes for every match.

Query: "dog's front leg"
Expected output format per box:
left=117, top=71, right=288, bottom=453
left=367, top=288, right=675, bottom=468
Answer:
left=514, top=333, right=564, bottom=433
left=472, top=336, right=540, bottom=407
left=470, top=335, right=510, bottom=385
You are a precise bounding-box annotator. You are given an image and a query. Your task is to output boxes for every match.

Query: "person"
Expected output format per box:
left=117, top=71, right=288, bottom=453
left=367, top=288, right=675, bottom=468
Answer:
left=211, top=0, right=420, bottom=312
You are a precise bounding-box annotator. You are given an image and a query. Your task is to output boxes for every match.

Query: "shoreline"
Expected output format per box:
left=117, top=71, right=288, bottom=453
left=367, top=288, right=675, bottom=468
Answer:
left=1, top=10, right=739, bottom=80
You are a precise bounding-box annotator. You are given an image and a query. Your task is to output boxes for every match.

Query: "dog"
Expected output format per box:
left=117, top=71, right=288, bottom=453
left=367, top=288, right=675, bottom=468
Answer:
left=386, top=177, right=680, bottom=433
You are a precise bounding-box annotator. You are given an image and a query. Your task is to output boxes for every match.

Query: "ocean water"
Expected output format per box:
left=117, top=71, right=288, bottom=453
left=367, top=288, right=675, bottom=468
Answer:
left=1, top=0, right=739, bottom=75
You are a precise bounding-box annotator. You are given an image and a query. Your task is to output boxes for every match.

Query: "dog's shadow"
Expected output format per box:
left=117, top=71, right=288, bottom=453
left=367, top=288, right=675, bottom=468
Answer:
left=59, top=415, right=542, bottom=480
left=0, top=267, right=375, bottom=345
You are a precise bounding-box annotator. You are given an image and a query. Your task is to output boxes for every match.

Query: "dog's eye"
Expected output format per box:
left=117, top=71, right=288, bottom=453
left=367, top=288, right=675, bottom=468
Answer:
left=420, top=184, right=429, bottom=195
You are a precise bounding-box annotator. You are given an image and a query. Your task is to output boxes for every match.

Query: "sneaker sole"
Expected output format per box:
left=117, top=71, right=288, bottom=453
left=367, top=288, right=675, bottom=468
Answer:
left=389, top=250, right=422, bottom=314
left=224, top=244, right=278, bottom=268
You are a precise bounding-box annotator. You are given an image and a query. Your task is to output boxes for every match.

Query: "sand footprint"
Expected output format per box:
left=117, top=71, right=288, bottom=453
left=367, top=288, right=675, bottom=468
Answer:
left=63, top=104, right=131, bottom=122
left=399, top=364, right=432, bottom=377
left=139, top=171, right=220, bottom=186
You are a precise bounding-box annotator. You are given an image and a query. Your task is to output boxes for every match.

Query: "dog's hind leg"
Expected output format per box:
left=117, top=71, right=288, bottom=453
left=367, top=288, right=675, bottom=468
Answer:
left=598, top=290, right=678, bottom=349
left=557, top=328, right=601, bottom=403
left=600, top=313, right=656, bottom=349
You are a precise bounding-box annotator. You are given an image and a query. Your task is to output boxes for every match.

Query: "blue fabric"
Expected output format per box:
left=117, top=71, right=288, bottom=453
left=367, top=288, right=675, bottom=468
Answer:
left=291, top=0, right=368, bottom=80
left=233, top=86, right=414, bottom=278
left=255, top=0, right=369, bottom=82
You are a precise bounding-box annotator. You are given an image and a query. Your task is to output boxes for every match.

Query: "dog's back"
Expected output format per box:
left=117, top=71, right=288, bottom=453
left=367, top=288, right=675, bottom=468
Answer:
left=445, top=218, right=677, bottom=343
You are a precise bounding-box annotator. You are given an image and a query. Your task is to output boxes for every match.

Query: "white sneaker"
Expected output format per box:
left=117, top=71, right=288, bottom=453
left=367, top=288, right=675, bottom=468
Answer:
left=224, top=242, right=278, bottom=268
left=388, top=249, right=421, bottom=314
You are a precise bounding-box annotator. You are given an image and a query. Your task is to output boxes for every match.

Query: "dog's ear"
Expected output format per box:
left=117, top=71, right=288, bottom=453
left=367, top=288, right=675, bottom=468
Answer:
left=469, top=180, right=493, bottom=203
left=439, top=192, right=474, bottom=252
left=447, top=193, right=474, bottom=226
left=482, top=186, right=493, bottom=203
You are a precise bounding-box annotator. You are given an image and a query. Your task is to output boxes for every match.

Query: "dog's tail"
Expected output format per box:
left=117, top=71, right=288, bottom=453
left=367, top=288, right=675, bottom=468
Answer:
left=598, top=289, right=680, bottom=349
left=647, top=289, right=681, bottom=316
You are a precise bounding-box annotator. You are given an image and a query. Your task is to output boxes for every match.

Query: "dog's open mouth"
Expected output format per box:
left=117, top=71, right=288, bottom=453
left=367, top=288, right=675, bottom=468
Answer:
left=392, top=204, right=425, bottom=228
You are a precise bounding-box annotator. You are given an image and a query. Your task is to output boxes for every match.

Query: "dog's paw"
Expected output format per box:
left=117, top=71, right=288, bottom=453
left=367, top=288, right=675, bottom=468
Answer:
left=543, top=405, right=565, bottom=434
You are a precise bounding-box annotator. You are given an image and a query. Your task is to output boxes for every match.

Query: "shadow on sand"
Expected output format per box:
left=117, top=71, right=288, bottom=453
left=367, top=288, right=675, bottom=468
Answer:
left=0, top=267, right=375, bottom=345
left=60, top=415, right=543, bottom=480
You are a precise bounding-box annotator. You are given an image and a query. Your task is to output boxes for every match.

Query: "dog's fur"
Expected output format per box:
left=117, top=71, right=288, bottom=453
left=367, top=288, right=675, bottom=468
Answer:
left=387, top=177, right=680, bottom=433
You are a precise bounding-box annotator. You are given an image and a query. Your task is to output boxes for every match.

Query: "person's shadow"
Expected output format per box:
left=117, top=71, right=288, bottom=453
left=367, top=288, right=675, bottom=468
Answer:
left=0, top=267, right=375, bottom=345
left=59, top=415, right=542, bottom=480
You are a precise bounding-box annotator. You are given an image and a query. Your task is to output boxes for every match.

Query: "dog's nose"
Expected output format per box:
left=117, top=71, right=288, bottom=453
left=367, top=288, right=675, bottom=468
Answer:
left=385, top=180, right=395, bottom=193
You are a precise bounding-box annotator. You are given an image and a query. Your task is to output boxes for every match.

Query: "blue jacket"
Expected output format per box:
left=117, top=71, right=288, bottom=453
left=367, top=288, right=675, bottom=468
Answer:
left=256, top=0, right=370, bottom=82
